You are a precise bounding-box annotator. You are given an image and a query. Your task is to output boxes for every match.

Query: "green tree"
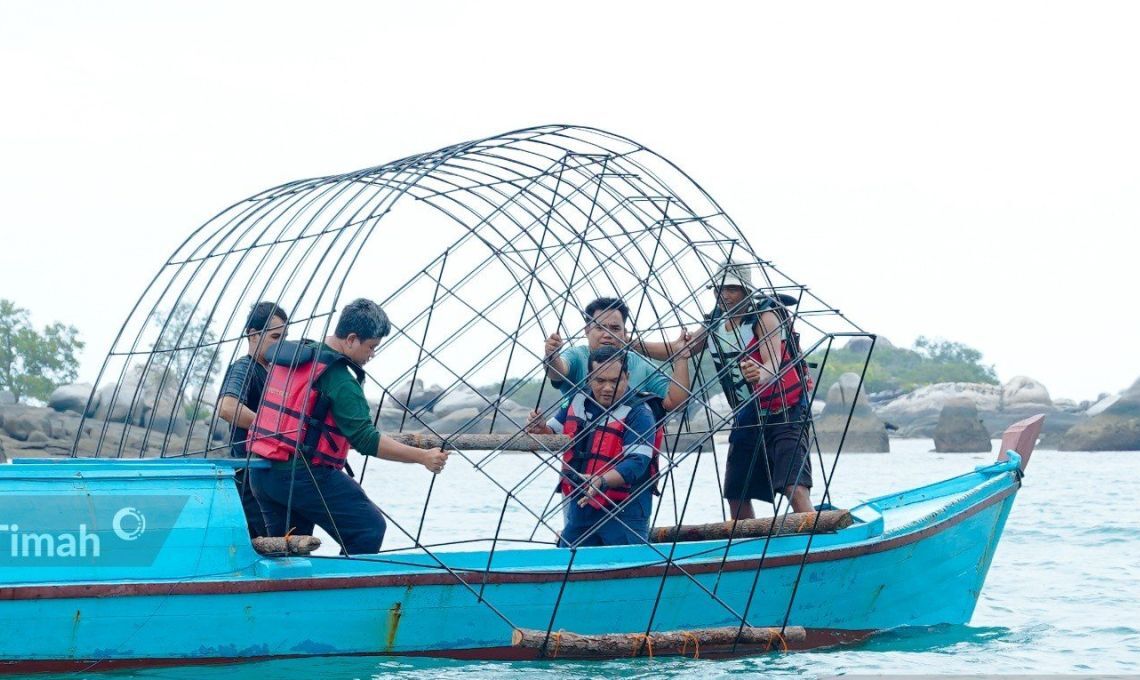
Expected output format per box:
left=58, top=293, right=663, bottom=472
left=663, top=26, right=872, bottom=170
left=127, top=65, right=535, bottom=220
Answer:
left=0, top=299, right=85, bottom=403
left=811, top=336, right=998, bottom=395
left=150, top=303, right=221, bottom=396
left=914, top=336, right=988, bottom=367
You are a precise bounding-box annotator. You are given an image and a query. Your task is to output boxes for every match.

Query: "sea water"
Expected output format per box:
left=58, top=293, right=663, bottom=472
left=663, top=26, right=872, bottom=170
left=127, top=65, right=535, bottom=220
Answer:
left=25, top=440, right=1140, bottom=678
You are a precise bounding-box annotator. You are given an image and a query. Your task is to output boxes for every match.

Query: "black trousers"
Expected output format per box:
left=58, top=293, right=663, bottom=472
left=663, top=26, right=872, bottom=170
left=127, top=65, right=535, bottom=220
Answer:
left=723, top=403, right=812, bottom=503
left=250, top=462, right=387, bottom=554
left=233, top=467, right=267, bottom=538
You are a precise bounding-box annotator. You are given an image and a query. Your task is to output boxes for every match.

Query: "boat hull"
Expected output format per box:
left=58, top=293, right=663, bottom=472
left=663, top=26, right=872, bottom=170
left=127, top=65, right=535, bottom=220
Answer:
left=0, top=456, right=1022, bottom=670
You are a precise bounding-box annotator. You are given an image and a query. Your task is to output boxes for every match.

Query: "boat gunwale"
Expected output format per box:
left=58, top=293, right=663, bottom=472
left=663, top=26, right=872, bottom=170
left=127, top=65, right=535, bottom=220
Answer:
left=0, top=473, right=1019, bottom=600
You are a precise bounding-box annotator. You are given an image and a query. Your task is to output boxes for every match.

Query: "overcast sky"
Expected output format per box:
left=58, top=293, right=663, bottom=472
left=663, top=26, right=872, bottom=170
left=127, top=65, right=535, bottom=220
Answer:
left=1, top=1, right=1136, bottom=402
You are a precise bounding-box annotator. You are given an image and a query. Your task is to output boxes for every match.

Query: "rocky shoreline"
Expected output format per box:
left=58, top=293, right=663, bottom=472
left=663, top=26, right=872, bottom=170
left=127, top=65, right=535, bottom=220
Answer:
left=2, top=371, right=1138, bottom=461
left=868, top=374, right=1140, bottom=451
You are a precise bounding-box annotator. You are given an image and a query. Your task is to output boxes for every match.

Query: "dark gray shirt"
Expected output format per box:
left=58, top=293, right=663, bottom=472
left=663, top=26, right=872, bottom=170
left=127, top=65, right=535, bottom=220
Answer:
left=219, top=355, right=268, bottom=458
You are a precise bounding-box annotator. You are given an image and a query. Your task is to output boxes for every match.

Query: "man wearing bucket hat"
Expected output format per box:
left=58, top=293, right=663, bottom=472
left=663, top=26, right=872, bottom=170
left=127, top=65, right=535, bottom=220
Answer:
left=691, top=261, right=814, bottom=518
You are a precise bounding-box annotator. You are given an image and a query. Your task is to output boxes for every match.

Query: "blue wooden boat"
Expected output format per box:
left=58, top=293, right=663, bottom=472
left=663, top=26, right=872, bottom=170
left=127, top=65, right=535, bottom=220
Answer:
left=6, top=126, right=1042, bottom=670
left=0, top=416, right=1041, bottom=671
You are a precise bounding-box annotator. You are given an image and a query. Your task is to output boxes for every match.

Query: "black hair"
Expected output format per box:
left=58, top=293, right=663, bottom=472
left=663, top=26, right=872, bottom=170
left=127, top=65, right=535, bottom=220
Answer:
left=583, top=297, right=630, bottom=323
left=334, top=298, right=391, bottom=341
left=588, top=346, right=629, bottom=375
left=245, top=301, right=289, bottom=334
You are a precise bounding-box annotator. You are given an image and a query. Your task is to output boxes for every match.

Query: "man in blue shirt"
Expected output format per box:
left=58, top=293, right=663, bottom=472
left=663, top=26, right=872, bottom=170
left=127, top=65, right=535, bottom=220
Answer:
left=529, top=346, right=659, bottom=547
left=543, top=297, right=692, bottom=412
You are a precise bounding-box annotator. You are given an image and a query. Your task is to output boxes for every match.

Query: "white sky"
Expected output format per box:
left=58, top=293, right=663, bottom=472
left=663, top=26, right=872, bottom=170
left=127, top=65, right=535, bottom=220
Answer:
left=1, top=1, right=1137, bottom=402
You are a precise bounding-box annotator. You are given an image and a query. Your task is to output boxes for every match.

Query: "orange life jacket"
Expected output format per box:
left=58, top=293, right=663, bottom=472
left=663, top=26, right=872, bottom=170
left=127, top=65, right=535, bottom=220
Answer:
left=558, top=392, right=662, bottom=510
left=249, top=341, right=364, bottom=471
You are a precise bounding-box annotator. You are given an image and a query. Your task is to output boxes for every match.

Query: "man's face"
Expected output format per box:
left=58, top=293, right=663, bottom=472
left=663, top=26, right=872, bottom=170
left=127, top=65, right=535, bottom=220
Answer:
left=249, top=315, right=288, bottom=364
left=585, top=309, right=628, bottom=350
left=716, top=285, right=749, bottom=313
left=588, top=358, right=629, bottom=407
left=343, top=334, right=382, bottom=366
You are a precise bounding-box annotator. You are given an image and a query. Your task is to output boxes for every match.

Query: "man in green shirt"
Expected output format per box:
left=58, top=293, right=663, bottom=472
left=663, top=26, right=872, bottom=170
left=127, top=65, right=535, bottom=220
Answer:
left=249, top=298, right=448, bottom=554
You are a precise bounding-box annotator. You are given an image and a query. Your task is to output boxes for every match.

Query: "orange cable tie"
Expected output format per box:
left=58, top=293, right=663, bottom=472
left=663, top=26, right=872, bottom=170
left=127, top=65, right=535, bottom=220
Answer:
left=680, top=631, right=700, bottom=659
left=551, top=630, right=563, bottom=659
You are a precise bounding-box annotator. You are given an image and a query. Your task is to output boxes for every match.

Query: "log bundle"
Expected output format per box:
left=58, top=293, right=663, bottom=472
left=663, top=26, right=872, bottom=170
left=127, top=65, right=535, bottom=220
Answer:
left=511, top=625, right=807, bottom=658
left=652, top=509, right=853, bottom=543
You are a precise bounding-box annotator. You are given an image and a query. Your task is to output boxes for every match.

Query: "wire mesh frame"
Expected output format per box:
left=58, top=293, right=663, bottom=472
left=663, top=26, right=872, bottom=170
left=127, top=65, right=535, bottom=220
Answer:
left=70, top=124, right=878, bottom=644
left=80, top=128, right=862, bottom=449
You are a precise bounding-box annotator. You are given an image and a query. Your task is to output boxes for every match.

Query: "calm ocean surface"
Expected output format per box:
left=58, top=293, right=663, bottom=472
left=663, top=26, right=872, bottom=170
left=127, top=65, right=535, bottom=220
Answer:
left=25, top=439, right=1140, bottom=679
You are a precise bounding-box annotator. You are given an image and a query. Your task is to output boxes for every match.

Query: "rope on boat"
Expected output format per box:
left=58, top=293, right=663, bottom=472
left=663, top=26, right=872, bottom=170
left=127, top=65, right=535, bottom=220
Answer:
left=680, top=631, right=700, bottom=659
left=632, top=633, right=654, bottom=658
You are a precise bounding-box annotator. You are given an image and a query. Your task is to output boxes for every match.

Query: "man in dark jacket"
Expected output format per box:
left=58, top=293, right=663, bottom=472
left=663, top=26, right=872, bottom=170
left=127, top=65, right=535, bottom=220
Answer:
left=217, top=301, right=289, bottom=537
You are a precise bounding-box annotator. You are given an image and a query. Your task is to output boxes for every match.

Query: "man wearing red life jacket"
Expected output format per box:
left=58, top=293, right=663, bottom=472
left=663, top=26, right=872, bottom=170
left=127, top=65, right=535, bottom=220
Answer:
left=527, top=346, right=663, bottom=547
left=248, top=298, right=449, bottom=554
left=691, top=262, right=814, bottom=518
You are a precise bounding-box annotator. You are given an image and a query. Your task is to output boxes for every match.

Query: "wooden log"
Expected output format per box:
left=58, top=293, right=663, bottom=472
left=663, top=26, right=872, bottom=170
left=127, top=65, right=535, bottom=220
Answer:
left=651, top=509, right=853, bottom=544
left=511, top=625, right=807, bottom=658
left=387, top=431, right=717, bottom=453
left=251, top=535, right=322, bottom=555
left=388, top=432, right=569, bottom=452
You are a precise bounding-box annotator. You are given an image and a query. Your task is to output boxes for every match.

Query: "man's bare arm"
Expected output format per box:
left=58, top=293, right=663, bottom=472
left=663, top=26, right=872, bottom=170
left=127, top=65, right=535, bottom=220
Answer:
left=376, top=435, right=448, bottom=473
left=661, top=351, right=692, bottom=411
left=740, top=311, right=783, bottom=388
left=634, top=328, right=692, bottom=361
left=543, top=332, right=570, bottom=382
left=217, top=395, right=256, bottom=430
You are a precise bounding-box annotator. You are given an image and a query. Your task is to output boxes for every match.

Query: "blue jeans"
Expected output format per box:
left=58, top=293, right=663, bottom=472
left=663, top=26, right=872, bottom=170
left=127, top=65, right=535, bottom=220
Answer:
left=559, top=495, right=650, bottom=547
left=250, top=462, right=387, bottom=554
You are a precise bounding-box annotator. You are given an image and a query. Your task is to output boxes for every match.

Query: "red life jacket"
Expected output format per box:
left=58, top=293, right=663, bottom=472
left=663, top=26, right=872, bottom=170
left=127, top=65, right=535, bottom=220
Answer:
left=558, top=393, right=662, bottom=510
left=747, top=310, right=811, bottom=410
left=249, top=341, right=364, bottom=471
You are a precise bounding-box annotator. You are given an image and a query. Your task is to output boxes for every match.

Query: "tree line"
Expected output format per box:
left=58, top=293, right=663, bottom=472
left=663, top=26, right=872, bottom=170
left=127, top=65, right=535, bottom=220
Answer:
left=2, top=297, right=998, bottom=408
left=0, top=299, right=218, bottom=407
left=811, top=336, right=998, bottom=395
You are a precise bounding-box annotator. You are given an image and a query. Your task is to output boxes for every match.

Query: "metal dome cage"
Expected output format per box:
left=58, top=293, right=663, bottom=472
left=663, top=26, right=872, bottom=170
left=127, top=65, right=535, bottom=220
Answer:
left=73, top=124, right=875, bottom=553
